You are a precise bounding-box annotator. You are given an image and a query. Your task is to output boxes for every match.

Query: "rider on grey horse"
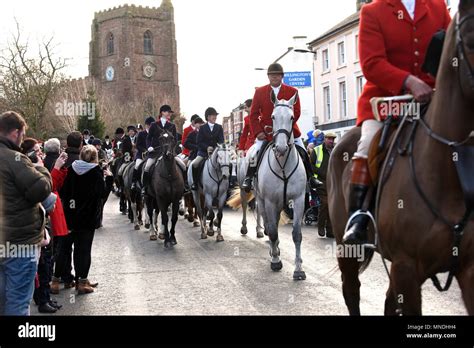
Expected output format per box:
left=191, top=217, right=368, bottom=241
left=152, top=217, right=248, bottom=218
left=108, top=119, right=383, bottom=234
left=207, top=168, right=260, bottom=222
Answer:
left=190, top=107, right=224, bottom=191
left=241, top=63, right=317, bottom=192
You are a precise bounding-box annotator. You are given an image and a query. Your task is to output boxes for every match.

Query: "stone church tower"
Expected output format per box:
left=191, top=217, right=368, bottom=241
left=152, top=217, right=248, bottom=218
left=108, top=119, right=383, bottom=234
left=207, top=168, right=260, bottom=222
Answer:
left=88, top=0, right=180, bottom=120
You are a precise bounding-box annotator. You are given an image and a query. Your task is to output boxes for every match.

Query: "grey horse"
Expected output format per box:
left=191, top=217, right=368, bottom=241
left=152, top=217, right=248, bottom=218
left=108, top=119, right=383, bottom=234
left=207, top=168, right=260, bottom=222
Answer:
left=236, top=147, right=265, bottom=238
left=188, top=144, right=231, bottom=242
left=255, top=93, right=307, bottom=280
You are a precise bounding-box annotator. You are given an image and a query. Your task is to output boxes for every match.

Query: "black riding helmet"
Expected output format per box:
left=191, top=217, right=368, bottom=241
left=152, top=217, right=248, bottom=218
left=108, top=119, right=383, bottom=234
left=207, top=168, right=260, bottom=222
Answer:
left=204, top=107, right=218, bottom=121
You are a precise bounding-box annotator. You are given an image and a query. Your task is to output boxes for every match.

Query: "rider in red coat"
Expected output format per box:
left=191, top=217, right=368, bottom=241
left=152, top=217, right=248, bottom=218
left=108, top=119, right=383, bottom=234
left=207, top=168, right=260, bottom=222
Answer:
left=343, top=0, right=451, bottom=244
left=242, top=63, right=315, bottom=191
left=238, top=99, right=255, bottom=153
left=181, top=114, right=200, bottom=158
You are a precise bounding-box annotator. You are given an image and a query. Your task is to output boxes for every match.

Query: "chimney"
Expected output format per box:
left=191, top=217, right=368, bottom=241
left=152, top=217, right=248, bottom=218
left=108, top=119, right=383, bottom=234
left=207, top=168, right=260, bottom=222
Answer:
left=357, top=0, right=371, bottom=11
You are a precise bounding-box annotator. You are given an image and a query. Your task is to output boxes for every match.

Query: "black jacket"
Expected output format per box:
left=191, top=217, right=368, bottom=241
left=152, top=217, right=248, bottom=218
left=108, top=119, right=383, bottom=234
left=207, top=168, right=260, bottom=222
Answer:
left=60, top=163, right=106, bottom=231
left=65, top=147, right=80, bottom=168
left=135, top=130, right=148, bottom=160
left=147, top=121, right=177, bottom=149
left=197, top=123, right=224, bottom=156
left=119, top=135, right=133, bottom=160
left=183, top=130, right=199, bottom=161
left=44, top=152, right=59, bottom=172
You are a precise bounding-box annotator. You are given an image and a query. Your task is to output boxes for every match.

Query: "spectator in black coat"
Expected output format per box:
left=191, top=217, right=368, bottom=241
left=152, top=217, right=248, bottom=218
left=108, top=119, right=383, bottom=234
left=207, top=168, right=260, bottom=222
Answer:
left=60, top=145, right=107, bottom=295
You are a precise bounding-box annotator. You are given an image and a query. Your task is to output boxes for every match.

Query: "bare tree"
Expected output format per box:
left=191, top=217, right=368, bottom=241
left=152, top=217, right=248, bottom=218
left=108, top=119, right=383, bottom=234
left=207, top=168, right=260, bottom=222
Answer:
left=0, top=20, right=67, bottom=138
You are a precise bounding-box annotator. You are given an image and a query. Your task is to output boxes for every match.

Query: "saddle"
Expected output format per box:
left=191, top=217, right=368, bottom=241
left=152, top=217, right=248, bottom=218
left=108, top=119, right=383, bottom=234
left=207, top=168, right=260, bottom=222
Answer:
left=367, top=125, right=398, bottom=184
left=254, top=141, right=272, bottom=180
left=367, top=102, right=430, bottom=184
left=195, top=159, right=207, bottom=189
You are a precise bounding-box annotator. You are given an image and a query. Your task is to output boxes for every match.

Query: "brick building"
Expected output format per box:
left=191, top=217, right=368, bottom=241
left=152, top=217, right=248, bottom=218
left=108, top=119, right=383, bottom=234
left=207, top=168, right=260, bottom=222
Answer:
left=86, top=0, right=182, bottom=131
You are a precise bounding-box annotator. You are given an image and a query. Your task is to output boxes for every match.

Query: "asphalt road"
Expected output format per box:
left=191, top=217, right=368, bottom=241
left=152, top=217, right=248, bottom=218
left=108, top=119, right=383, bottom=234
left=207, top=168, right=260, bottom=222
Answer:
left=31, top=194, right=467, bottom=315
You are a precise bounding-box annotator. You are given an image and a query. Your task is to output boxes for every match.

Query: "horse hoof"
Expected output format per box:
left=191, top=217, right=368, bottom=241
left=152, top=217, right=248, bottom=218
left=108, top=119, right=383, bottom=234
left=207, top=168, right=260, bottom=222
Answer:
left=201, top=233, right=207, bottom=239
left=164, top=241, right=172, bottom=249
left=134, top=225, right=140, bottom=231
left=170, top=237, right=177, bottom=245
left=240, top=227, right=248, bottom=235
left=271, top=261, right=283, bottom=272
left=207, top=230, right=214, bottom=237
left=145, top=223, right=150, bottom=229
left=216, top=235, right=224, bottom=242
left=139, top=221, right=143, bottom=226
left=293, top=271, right=306, bottom=281
left=179, top=210, right=185, bottom=216
left=264, top=230, right=268, bottom=236
left=158, top=233, right=165, bottom=240
left=121, top=211, right=127, bottom=216
left=256, top=231, right=264, bottom=238
left=184, top=213, right=189, bottom=219
left=150, top=235, right=157, bottom=241
left=193, top=221, right=200, bottom=227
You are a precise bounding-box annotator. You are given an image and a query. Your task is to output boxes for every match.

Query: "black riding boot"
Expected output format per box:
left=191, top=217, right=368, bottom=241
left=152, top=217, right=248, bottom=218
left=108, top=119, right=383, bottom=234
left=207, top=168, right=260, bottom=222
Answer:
left=342, top=157, right=371, bottom=245
left=296, top=145, right=318, bottom=188
left=182, top=169, right=190, bottom=192
left=142, top=171, right=150, bottom=195
left=131, top=168, right=139, bottom=191
left=242, top=165, right=257, bottom=193
left=191, top=166, right=199, bottom=191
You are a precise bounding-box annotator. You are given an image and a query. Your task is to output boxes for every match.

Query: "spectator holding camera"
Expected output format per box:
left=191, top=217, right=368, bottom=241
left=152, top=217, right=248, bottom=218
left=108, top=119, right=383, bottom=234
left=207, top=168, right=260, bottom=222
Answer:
left=0, top=111, right=52, bottom=316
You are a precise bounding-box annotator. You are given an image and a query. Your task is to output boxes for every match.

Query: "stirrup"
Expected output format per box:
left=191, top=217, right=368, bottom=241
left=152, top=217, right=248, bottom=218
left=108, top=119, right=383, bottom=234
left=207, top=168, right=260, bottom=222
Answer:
left=343, top=210, right=377, bottom=249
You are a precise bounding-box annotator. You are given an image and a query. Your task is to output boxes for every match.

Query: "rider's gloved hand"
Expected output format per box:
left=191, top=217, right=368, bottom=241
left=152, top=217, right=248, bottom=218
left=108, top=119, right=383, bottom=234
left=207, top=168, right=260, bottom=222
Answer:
left=147, top=147, right=154, bottom=152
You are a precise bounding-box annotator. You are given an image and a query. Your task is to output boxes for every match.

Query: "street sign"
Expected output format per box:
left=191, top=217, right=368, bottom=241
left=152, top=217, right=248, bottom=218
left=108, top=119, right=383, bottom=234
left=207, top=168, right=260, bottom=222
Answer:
left=284, top=71, right=312, bottom=88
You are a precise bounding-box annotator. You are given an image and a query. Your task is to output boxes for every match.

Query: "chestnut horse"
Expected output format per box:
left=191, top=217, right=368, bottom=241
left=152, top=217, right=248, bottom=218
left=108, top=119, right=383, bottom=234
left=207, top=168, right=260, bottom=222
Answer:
left=328, top=1, right=474, bottom=315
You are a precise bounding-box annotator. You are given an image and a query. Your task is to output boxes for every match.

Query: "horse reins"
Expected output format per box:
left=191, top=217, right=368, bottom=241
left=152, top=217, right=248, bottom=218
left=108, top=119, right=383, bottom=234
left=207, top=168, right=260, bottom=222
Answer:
left=267, top=103, right=300, bottom=206
left=207, top=148, right=230, bottom=203
left=408, top=117, right=473, bottom=292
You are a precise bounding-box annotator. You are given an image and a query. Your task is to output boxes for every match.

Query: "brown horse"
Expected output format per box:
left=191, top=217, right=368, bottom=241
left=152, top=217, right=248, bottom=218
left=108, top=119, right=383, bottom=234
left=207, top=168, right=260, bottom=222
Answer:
left=183, top=191, right=201, bottom=227
left=328, top=1, right=474, bottom=315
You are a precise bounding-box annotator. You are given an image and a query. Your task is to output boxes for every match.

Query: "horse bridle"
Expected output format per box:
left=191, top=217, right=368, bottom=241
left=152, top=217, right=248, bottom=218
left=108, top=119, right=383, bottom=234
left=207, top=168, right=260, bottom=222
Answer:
left=206, top=147, right=230, bottom=202
left=456, top=12, right=474, bottom=90
left=272, top=103, right=294, bottom=147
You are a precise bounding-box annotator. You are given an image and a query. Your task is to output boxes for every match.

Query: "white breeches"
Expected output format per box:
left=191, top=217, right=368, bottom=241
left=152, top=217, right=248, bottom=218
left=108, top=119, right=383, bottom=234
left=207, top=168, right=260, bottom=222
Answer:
left=354, top=119, right=383, bottom=158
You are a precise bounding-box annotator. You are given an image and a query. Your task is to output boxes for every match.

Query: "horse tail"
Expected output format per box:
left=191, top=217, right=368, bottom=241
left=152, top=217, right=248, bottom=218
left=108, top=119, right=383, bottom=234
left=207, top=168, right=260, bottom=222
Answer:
left=358, top=248, right=374, bottom=274
left=226, top=187, right=255, bottom=210
left=279, top=210, right=291, bottom=226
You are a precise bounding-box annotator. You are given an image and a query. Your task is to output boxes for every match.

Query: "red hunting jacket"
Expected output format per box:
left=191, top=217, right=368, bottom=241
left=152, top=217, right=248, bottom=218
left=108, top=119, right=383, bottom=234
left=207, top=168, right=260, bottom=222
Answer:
left=238, top=116, right=255, bottom=151
left=357, top=0, right=451, bottom=126
left=49, top=167, right=69, bottom=237
left=181, top=124, right=194, bottom=156
left=249, top=84, right=301, bottom=141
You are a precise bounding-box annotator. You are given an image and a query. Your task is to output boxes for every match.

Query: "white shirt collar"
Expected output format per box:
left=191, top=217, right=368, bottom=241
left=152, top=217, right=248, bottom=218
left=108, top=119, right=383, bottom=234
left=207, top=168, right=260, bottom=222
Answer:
left=161, top=117, right=167, bottom=126
left=401, top=0, right=415, bottom=20
left=271, top=84, right=282, bottom=97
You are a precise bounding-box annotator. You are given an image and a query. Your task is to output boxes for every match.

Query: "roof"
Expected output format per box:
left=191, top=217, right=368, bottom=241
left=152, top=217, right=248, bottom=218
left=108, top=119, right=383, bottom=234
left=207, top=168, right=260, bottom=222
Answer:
left=308, top=11, right=360, bottom=48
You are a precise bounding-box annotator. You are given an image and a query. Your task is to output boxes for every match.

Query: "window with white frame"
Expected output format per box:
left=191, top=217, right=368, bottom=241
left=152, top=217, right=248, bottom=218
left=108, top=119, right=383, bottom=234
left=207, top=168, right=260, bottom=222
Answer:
left=356, top=75, right=366, bottom=99
left=339, top=81, right=347, bottom=118
left=337, top=41, right=346, bottom=66
left=355, top=34, right=359, bottom=61
left=322, top=49, right=330, bottom=72
left=323, top=86, right=331, bottom=120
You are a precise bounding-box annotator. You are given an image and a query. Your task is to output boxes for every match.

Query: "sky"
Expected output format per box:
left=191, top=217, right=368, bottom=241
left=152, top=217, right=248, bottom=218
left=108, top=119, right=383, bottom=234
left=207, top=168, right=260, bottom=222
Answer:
left=0, top=0, right=357, bottom=122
